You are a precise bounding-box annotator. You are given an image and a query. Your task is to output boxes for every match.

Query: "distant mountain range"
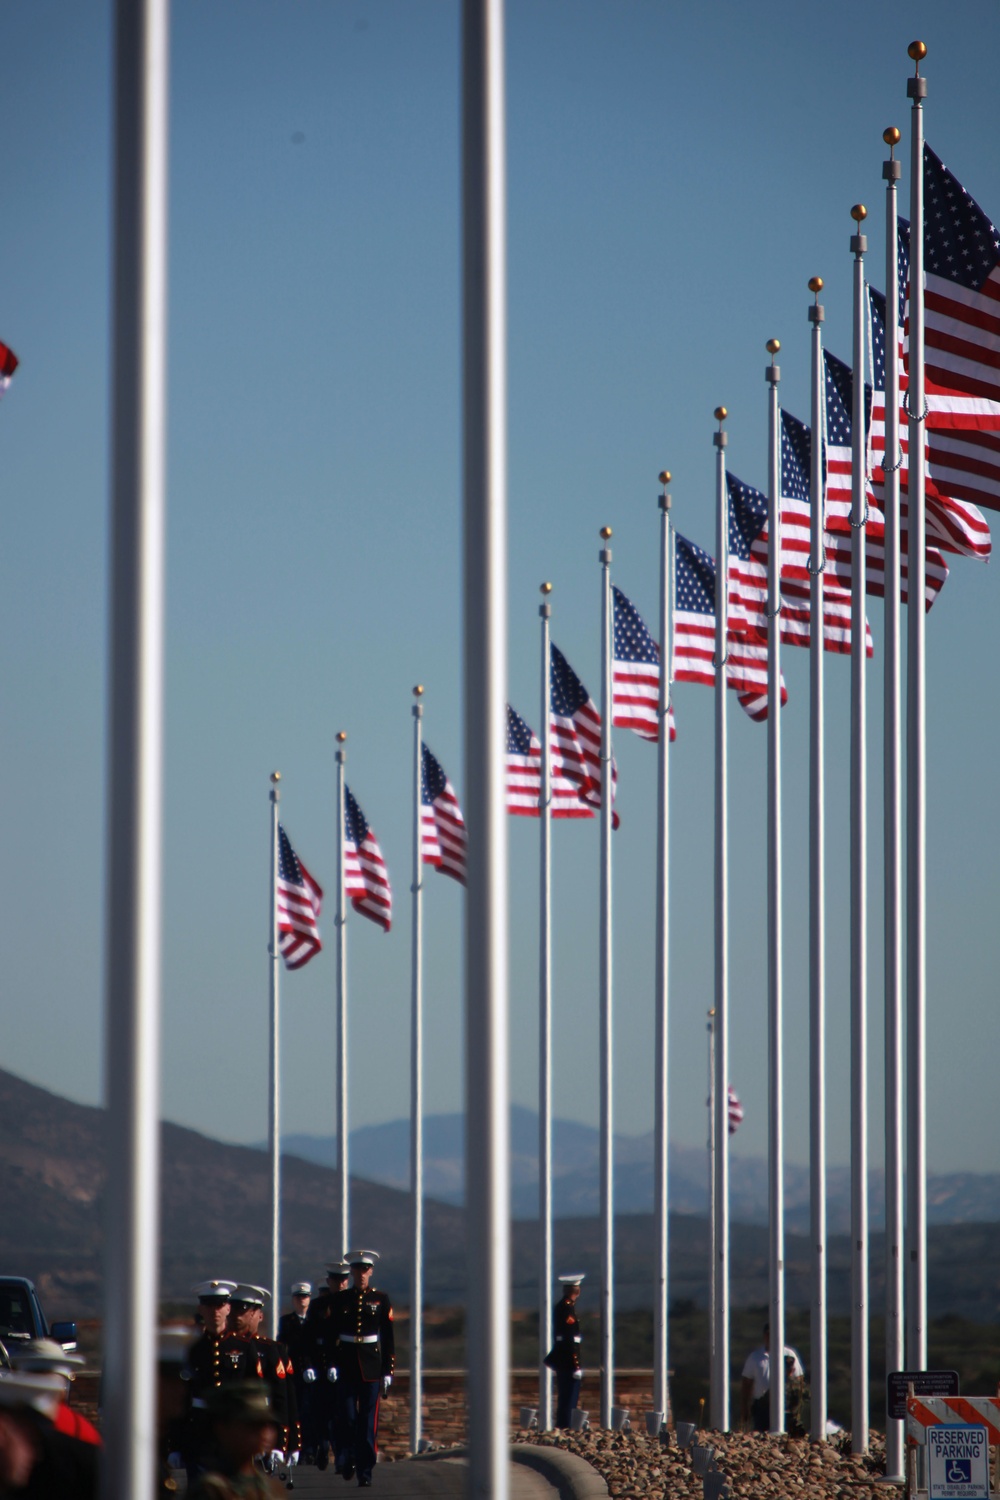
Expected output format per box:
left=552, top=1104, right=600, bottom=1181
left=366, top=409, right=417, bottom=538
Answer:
left=264, top=1106, right=1000, bottom=1233
left=2, top=1067, right=998, bottom=1326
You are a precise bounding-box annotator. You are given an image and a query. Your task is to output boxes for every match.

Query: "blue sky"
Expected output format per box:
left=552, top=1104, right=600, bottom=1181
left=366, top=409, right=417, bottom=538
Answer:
left=1, top=0, right=998, bottom=1175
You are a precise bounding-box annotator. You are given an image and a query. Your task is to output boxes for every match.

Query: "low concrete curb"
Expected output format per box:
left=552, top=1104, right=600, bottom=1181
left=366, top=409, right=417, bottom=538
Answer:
left=510, top=1443, right=610, bottom=1500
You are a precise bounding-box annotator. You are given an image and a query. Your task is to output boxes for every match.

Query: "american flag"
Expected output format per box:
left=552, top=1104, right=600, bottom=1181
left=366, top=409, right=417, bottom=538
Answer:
left=611, top=585, right=677, bottom=744
left=822, top=350, right=950, bottom=611
left=420, top=744, right=467, bottom=885
left=869, top=277, right=993, bottom=553
left=0, top=341, right=18, bottom=398
left=918, top=144, right=1000, bottom=428
left=344, top=785, right=392, bottom=931
left=776, top=410, right=862, bottom=656
left=726, top=466, right=871, bottom=658
left=550, top=645, right=618, bottom=824
left=672, top=533, right=786, bottom=722
left=276, top=825, right=324, bottom=970
left=727, top=1084, right=744, bottom=1137
left=505, top=703, right=595, bottom=819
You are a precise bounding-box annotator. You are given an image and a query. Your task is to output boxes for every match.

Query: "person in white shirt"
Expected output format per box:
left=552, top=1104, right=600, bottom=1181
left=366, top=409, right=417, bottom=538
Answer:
left=740, top=1323, right=805, bottom=1432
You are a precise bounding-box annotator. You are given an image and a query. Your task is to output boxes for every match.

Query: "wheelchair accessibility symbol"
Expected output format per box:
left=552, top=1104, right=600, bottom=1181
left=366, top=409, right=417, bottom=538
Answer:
left=947, top=1460, right=972, bottom=1485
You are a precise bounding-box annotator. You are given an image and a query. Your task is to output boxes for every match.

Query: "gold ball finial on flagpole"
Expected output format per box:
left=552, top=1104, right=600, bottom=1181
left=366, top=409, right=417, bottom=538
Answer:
left=336, top=731, right=347, bottom=743
left=766, top=338, right=780, bottom=357
left=808, top=277, right=823, bottom=296
left=851, top=203, right=868, bottom=224
left=713, top=407, right=727, bottom=424
left=658, top=470, right=671, bottom=486
left=908, top=39, right=927, bottom=73
left=413, top=684, right=424, bottom=698
left=600, top=526, right=613, bottom=540
left=884, top=126, right=901, bottom=153
left=540, top=581, right=553, bottom=595
left=270, top=771, right=281, bottom=784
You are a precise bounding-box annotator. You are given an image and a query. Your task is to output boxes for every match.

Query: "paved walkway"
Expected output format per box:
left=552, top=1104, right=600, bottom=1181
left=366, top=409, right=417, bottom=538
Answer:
left=175, top=1455, right=559, bottom=1499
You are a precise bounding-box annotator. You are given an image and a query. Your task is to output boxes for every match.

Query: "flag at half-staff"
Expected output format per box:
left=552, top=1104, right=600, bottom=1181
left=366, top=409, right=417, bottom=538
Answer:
left=344, top=785, right=392, bottom=931
left=550, top=644, right=619, bottom=825
left=420, top=744, right=467, bottom=885
left=611, top=586, right=677, bottom=743
left=276, top=825, right=324, bottom=968
left=505, top=703, right=595, bottom=817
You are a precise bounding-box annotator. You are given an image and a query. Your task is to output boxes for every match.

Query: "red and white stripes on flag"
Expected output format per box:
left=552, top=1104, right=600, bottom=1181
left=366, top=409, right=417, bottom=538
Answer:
left=344, top=785, right=392, bottom=931
left=868, top=282, right=993, bottom=556
left=277, top=824, right=324, bottom=970
left=550, top=644, right=619, bottom=825
left=727, top=1084, right=744, bottom=1137
left=420, top=743, right=467, bottom=885
left=611, top=585, right=677, bottom=744
left=505, top=704, right=595, bottom=818
left=0, top=341, right=18, bottom=399
left=671, top=533, right=787, bottom=723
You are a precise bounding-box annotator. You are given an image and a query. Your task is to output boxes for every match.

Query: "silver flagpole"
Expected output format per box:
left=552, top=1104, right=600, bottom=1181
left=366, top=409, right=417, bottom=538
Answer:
left=599, top=524, right=615, bottom=1431
left=653, top=473, right=671, bottom=1428
left=905, top=37, right=928, bottom=1374
left=101, top=0, right=169, bottom=1492
left=882, top=124, right=906, bottom=1484
left=849, top=204, right=870, bottom=1456
left=269, top=774, right=282, bottom=1339
left=336, top=731, right=349, bottom=1258
left=707, top=1007, right=716, bottom=1412
left=712, top=414, right=730, bottom=1433
left=765, top=339, right=785, bottom=1435
left=462, top=0, right=510, bottom=1493
left=807, top=278, right=828, bottom=1444
left=410, top=687, right=425, bottom=1453
left=538, top=582, right=554, bottom=1430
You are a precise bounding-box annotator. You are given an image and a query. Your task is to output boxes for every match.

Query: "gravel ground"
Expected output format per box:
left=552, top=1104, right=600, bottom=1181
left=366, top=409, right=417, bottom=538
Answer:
left=515, top=1426, right=893, bottom=1499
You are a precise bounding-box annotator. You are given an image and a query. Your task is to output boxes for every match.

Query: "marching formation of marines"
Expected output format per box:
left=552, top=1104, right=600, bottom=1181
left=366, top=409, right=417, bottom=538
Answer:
left=176, top=1251, right=394, bottom=1490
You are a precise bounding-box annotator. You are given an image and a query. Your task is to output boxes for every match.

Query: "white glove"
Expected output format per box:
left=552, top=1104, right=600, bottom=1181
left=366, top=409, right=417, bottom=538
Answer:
left=288, top=1451, right=300, bottom=1467
left=167, top=1453, right=182, bottom=1469
left=573, top=1369, right=584, bottom=1380
left=270, top=1449, right=285, bottom=1468
left=303, top=1368, right=317, bottom=1383
left=382, top=1375, right=392, bottom=1395
left=326, top=1366, right=338, bottom=1383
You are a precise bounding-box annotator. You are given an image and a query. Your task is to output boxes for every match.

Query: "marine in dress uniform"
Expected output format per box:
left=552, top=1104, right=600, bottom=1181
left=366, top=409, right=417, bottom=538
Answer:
left=278, top=1283, right=317, bottom=1461
left=546, top=1274, right=585, bottom=1429
left=330, top=1250, right=394, bottom=1487
left=302, top=1261, right=351, bottom=1469
left=179, top=1280, right=240, bottom=1476
left=225, top=1285, right=300, bottom=1463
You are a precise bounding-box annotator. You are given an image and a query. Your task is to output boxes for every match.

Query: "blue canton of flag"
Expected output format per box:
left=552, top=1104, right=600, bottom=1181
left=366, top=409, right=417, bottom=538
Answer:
left=611, top=586, right=676, bottom=744
left=420, top=744, right=467, bottom=885
left=344, top=786, right=392, bottom=931
left=276, top=825, right=323, bottom=970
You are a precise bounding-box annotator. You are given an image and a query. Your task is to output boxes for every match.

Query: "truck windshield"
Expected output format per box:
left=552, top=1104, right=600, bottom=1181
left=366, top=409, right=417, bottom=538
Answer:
left=0, top=1289, right=34, bottom=1339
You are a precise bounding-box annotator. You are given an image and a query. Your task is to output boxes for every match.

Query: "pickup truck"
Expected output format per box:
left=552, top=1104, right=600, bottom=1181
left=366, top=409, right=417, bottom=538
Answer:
left=0, top=1277, right=77, bottom=1350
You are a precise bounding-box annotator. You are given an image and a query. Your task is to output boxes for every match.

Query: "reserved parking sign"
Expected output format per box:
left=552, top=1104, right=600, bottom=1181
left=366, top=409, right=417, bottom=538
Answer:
left=927, top=1424, right=990, bottom=1499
